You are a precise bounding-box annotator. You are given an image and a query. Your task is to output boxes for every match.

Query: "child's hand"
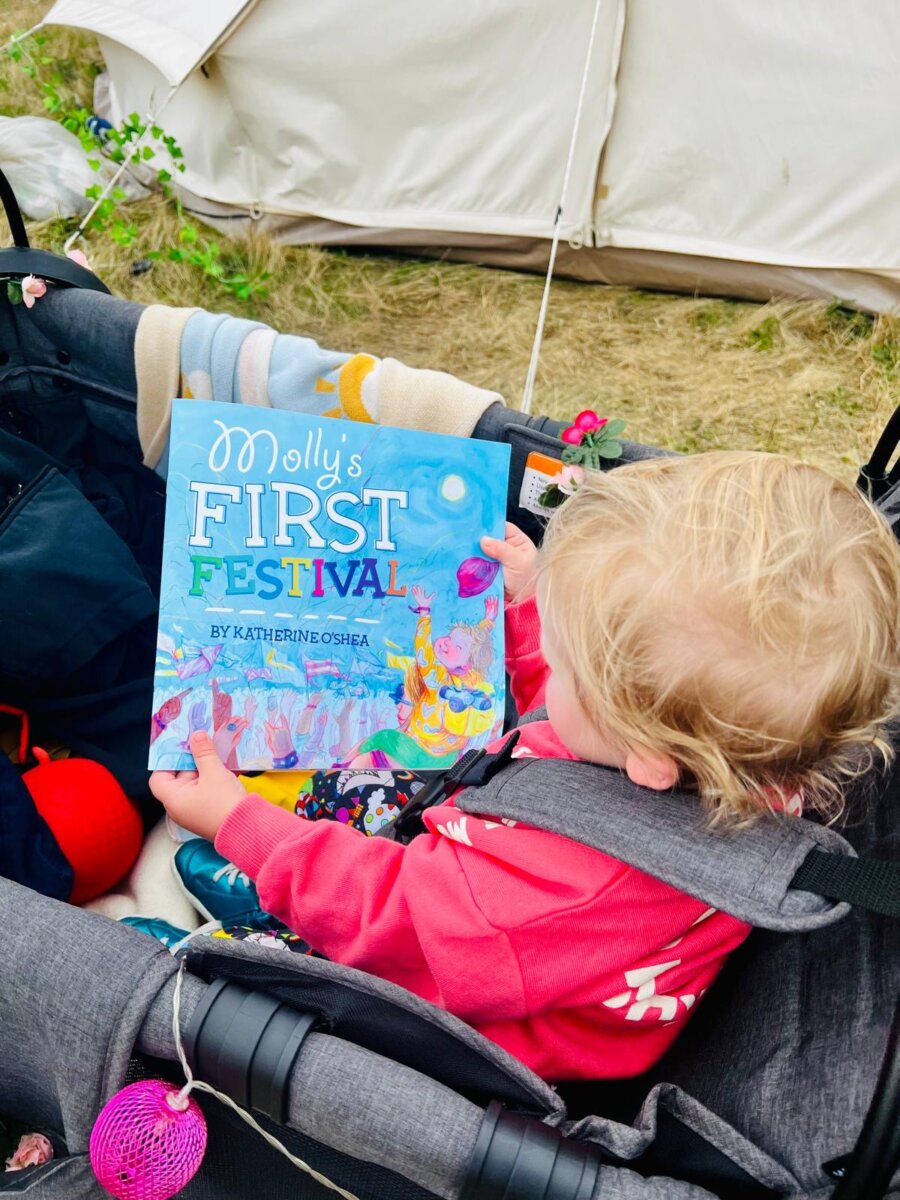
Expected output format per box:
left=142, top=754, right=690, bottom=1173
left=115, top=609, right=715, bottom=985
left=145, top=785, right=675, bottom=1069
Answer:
left=481, top=523, right=539, bottom=603
left=150, top=731, right=246, bottom=842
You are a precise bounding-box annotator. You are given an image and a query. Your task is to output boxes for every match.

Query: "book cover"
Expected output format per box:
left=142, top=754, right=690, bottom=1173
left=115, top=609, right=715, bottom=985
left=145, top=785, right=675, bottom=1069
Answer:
left=149, top=401, right=511, bottom=771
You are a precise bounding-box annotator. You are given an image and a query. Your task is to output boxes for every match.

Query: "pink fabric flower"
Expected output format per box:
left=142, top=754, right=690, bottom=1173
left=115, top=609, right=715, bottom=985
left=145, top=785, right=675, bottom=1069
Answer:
left=20, top=276, right=47, bottom=309
left=556, top=464, right=585, bottom=496
left=560, top=426, right=584, bottom=445
left=66, top=248, right=92, bottom=271
left=5, top=1132, right=54, bottom=1171
left=574, top=410, right=609, bottom=433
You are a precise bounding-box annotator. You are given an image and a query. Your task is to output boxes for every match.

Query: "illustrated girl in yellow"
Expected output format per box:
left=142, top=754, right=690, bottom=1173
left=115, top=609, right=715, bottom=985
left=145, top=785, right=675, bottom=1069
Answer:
left=350, top=585, right=499, bottom=769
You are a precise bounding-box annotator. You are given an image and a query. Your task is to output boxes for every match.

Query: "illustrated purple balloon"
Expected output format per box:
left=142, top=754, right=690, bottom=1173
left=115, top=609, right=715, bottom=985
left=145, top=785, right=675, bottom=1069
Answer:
left=457, top=556, right=500, bottom=598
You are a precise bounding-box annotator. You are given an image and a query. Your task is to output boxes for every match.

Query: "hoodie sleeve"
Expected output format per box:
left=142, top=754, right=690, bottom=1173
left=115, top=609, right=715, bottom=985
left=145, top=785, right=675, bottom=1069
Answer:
left=505, top=595, right=548, bottom=714
left=215, top=795, right=525, bottom=1017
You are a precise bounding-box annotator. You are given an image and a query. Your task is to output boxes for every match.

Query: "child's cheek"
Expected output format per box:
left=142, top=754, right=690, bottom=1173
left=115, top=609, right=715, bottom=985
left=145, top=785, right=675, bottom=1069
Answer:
left=544, top=673, right=562, bottom=727
left=545, top=676, right=594, bottom=760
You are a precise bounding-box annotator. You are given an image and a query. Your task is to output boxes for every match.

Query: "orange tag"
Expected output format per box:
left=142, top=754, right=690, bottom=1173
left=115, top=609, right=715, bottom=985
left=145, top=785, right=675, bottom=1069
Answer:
left=519, top=451, right=564, bottom=515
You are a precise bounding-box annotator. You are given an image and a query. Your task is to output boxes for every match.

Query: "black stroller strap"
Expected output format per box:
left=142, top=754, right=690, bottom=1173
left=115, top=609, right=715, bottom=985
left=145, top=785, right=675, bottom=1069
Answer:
left=0, top=168, right=110, bottom=293
left=0, top=167, right=28, bottom=248
left=384, top=730, right=521, bottom=843
left=792, top=848, right=900, bottom=917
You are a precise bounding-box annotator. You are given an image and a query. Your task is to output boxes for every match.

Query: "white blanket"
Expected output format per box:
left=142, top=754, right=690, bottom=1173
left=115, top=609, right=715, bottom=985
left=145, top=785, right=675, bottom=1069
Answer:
left=84, top=817, right=202, bottom=931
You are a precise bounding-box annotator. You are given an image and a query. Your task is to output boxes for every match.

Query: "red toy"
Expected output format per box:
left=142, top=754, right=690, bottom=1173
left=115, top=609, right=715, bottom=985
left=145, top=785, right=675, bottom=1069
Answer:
left=4, top=706, right=143, bottom=905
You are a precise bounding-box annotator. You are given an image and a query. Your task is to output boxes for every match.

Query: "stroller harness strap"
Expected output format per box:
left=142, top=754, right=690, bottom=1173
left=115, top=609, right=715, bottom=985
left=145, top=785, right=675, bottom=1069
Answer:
left=385, top=730, right=522, bottom=843
left=791, top=847, right=900, bottom=917
left=454, top=755, right=861, bottom=931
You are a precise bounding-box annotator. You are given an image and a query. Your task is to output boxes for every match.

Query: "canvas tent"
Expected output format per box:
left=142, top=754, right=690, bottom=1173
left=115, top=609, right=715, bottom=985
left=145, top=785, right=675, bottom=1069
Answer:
left=42, top=0, right=900, bottom=310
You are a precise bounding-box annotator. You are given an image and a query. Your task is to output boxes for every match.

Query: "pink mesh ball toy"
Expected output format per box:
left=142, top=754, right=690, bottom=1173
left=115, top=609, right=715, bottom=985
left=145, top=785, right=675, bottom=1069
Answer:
left=89, top=1080, right=207, bottom=1200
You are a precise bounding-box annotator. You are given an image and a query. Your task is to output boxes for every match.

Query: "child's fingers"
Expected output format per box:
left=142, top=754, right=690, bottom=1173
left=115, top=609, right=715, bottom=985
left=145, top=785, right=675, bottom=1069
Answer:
left=149, top=771, right=180, bottom=803
left=149, top=772, right=168, bottom=801
left=504, top=522, right=537, bottom=551
left=480, top=535, right=520, bottom=565
left=150, top=767, right=198, bottom=793
left=190, top=731, right=227, bottom=776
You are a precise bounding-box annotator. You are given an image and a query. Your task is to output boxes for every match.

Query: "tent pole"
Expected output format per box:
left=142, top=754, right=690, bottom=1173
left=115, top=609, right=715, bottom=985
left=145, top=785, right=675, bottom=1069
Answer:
left=63, top=84, right=179, bottom=256
left=0, top=24, right=43, bottom=62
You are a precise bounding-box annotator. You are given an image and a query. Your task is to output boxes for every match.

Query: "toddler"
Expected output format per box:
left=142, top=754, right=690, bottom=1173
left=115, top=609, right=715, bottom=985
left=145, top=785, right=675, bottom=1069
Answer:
left=151, top=452, right=900, bottom=1081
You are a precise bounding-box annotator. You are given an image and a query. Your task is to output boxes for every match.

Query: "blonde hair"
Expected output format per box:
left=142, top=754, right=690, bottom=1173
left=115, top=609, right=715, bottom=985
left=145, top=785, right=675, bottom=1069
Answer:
left=538, top=451, right=900, bottom=825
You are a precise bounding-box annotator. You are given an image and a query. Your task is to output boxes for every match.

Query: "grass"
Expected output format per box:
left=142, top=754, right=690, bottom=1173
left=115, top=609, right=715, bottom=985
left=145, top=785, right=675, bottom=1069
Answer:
left=1, top=2, right=899, bottom=480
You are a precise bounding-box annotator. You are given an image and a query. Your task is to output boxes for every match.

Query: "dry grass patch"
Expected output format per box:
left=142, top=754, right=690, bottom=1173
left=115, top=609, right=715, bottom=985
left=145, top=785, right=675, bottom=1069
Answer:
left=2, top=1, right=898, bottom=478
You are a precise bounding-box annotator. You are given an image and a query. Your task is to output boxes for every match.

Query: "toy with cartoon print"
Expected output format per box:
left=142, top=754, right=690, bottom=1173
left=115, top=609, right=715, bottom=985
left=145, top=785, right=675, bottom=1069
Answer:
left=297, top=766, right=427, bottom=834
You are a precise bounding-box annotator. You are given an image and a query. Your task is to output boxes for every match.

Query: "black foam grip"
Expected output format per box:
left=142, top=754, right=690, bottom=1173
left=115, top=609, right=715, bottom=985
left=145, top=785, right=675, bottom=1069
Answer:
left=184, top=977, right=318, bottom=1123
left=461, top=1101, right=602, bottom=1200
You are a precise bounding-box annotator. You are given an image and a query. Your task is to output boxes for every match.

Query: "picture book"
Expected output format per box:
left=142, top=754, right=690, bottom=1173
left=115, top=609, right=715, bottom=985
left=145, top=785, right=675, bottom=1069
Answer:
left=149, top=401, right=511, bottom=772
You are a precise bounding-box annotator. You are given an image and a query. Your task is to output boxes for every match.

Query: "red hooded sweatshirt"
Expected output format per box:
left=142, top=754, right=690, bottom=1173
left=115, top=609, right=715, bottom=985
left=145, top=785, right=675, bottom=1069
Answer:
left=217, top=597, right=751, bottom=1080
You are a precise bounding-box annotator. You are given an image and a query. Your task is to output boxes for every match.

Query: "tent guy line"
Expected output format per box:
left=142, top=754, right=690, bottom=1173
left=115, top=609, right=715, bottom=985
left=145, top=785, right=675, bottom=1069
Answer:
left=521, top=0, right=605, bottom=415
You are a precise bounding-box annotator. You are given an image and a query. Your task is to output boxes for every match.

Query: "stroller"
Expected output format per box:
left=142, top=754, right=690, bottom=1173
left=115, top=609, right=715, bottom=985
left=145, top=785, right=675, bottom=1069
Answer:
left=0, top=180, right=897, bottom=1200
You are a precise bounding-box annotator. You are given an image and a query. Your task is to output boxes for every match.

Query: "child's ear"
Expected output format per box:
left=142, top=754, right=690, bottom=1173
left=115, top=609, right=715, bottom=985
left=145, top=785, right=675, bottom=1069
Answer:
left=624, top=748, right=678, bottom=791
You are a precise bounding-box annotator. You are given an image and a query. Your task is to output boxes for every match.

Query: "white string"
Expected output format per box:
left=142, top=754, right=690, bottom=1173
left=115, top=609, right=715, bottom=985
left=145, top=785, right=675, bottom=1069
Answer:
left=169, top=918, right=222, bottom=957
left=63, top=84, right=179, bottom=254
left=169, top=957, right=360, bottom=1200
left=520, top=0, right=605, bottom=416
